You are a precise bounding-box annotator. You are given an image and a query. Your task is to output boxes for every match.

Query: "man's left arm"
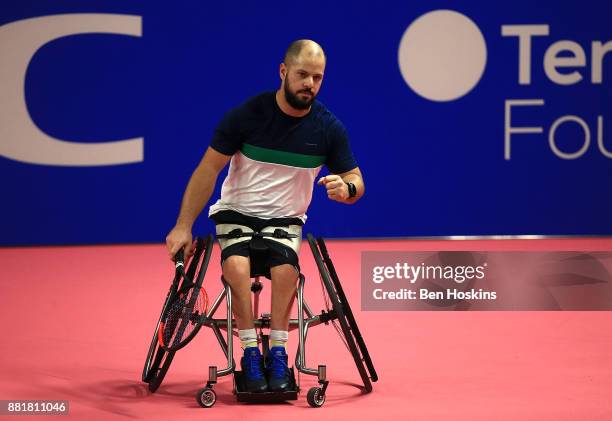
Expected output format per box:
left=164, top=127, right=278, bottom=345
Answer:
left=317, top=167, right=364, bottom=204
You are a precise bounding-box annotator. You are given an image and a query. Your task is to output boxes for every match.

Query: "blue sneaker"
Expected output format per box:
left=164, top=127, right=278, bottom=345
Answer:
left=265, top=346, right=292, bottom=392
left=240, top=347, right=267, bottom=393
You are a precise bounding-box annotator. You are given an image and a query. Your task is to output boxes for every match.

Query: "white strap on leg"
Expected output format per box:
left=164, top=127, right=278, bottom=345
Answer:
left=260, top=225, right=302, bottom=255
left=215, top=223, right=302, bottom=255
left=215, top=223, right=254, bottom=250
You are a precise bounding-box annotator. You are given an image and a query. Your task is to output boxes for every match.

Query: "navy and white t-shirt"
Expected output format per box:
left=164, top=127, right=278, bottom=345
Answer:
left=208, top=91, right=357, bottom=222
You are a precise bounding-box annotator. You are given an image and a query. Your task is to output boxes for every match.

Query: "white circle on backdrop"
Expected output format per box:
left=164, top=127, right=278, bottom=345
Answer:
left=398, top=10, right=487, bottom=102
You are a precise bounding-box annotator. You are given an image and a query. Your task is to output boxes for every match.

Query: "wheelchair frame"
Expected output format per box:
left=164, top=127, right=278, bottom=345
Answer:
left=142, top=233, right=377, bottom=408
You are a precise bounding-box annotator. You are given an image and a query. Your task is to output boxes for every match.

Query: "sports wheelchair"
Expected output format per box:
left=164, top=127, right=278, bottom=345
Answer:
left=142, top=233, right=377, bottom=408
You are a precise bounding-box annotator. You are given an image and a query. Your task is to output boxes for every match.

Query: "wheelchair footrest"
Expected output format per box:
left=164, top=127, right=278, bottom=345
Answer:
left=234, top=370, right=299, bottom=403
left=236, top=389, right=298, bottom=403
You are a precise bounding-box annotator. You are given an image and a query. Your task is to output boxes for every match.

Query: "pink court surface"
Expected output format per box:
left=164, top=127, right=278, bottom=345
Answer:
left=1, top=238, right=612, bottom=420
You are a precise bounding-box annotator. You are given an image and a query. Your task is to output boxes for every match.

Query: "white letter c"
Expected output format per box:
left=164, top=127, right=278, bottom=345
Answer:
left=0, top=13, right=143, bottom=166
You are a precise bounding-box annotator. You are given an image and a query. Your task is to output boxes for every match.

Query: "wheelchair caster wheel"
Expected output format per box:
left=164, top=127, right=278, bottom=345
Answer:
left=306, top=387, right=325, bottom=408
left=196, top=387, right=216, bottom=408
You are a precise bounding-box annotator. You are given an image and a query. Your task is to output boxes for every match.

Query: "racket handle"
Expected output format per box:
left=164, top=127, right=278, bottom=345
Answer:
left=174, top=249, right=185, bottom=269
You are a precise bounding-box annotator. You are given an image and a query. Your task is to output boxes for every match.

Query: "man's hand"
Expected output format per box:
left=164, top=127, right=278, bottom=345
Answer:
left=165, top=225, right=193, bottom=261
left=318, top=175, right=349, bottom=202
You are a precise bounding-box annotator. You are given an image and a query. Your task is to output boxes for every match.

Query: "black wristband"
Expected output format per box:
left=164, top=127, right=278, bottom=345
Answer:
left=346, top=182, right=357, bottom=198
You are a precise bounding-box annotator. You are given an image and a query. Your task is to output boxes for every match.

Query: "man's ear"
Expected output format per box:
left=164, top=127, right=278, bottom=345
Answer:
left=279, top=62, right=287, bottom=80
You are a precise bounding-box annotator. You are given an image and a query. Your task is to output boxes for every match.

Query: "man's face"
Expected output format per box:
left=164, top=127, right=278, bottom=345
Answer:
left=282, top=56, right=325, bottom=110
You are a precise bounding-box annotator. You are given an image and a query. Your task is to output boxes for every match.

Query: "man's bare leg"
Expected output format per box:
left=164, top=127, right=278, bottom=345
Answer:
left=222, top=255, right=267, bottom=392
left=222, top=255, right=254, bottom=330
left=270, top=264, right=298, bottom=331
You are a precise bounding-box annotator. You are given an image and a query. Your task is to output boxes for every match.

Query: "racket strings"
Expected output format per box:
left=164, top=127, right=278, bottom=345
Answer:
left=158, top=285, right=209, bottom=349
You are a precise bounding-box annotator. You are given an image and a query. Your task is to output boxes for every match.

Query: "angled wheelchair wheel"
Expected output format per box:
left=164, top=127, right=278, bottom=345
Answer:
left=315, top=237, right=378, bottom=383
left=142, top=235, right=213, bottom=391
left=307, top=234, right=378, bottom=392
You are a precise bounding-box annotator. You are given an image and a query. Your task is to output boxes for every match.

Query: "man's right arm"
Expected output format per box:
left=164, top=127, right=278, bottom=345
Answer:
left=165, top=147, right=231, bottom=259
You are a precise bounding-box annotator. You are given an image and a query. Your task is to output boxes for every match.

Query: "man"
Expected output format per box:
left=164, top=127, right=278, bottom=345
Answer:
left=165, top=39, right=364, bottom=393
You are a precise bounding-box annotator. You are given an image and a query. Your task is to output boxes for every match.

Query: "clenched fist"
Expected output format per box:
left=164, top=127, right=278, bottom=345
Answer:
left=317, top=175, right=348, bottom=202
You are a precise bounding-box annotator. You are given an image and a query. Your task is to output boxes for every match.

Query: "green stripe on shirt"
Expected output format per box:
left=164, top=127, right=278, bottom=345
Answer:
left=241, top=143, right=325, bottom=168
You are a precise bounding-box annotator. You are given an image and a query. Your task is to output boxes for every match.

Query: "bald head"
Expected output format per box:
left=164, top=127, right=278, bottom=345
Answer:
left=283, top=39, right=326, bottom=66
left=278, top=39, right=326, bottom=115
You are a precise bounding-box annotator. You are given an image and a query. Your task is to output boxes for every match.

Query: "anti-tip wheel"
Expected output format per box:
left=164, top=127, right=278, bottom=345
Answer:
left=307, top=387, right=325, bottom=408
left=196, top=387, right=217, bottom=408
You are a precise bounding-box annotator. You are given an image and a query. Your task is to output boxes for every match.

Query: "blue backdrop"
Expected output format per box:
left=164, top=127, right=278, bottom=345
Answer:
left=1, top=1, right=611, bottom=245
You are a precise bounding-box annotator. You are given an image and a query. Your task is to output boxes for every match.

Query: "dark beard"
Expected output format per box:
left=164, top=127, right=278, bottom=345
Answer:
left=284, top=83, right=315, bottom=110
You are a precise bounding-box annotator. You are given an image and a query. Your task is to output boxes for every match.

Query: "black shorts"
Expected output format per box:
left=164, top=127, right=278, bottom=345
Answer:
left=210, top=210, right=303, bottom=278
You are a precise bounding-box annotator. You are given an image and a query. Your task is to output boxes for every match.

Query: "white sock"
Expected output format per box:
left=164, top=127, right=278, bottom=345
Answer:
left=270, top=330, right=288, bottom=349
left=239, top=328, right=258, bottom=349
